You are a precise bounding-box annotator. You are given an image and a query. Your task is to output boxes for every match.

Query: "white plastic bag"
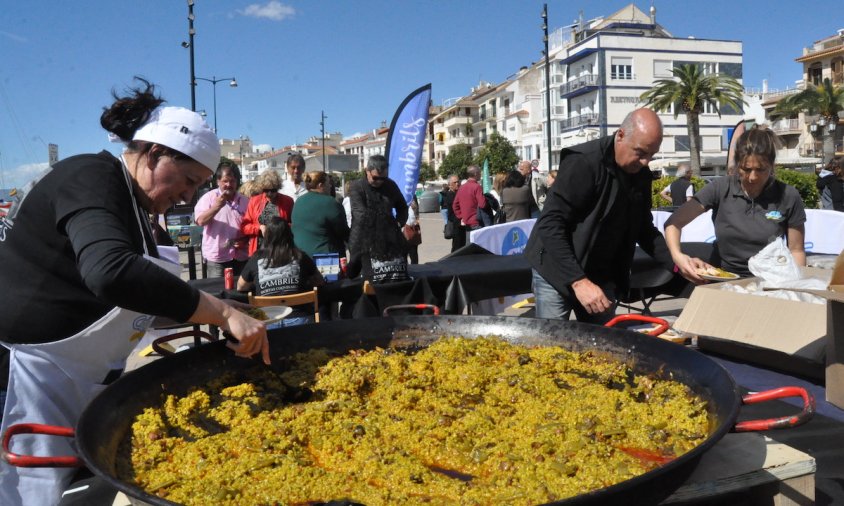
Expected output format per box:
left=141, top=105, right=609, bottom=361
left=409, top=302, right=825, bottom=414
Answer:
left=748, top=237, right=801, bottom=286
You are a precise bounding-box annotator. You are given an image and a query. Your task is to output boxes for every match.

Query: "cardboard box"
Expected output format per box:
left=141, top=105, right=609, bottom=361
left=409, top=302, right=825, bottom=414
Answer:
left=674, top=256, right=844, bottom=408
left=793, top=254, right=844, bottom=409
left=675, top=267, right=830, bottom=368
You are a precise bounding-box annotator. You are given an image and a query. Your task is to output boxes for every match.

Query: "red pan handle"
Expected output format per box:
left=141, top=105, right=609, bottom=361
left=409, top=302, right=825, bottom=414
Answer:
left=2, top=423, right=82, bottom=467
left=604, top=314, right=670, bottom=337
left=152, top=329, right=217, bottom=355
left=382, top=304, right=441, bottom=317
left=733, top=386, right=816, bottom=432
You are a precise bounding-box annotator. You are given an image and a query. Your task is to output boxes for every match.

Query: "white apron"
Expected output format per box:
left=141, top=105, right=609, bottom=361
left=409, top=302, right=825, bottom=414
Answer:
left=0, top=161, right=182, bottom=506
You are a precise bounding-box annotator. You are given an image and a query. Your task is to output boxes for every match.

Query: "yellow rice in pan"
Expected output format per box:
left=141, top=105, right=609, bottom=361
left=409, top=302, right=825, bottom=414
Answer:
left=118, top=337, right=710, bottom=505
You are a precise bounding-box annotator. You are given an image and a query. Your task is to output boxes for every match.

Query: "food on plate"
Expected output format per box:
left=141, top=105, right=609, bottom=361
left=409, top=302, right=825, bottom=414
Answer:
left=118, top=337, right=710, bottom=505
left=237, top=306, right=267, bottom=321
left=696, top=266, right=738, bottom=279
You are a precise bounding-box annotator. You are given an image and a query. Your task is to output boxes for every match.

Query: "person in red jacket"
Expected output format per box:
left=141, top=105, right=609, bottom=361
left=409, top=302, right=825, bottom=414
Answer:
left=452, top=165, right=487, bottom=243
left=241, top=169, right=293, bottom=255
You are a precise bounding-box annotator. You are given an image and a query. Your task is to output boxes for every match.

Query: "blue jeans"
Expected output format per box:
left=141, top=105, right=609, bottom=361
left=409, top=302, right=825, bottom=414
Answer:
left=440, top=209, right=449, bottom=225
left=531, top=269, right=616, bottom=324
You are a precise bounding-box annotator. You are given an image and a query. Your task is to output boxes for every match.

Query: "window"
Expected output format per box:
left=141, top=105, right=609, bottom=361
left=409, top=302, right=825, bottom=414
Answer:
left=700, top=62, right=717, bottom=75
left=653, top=60, right=672, bottom=77
left=809, top=64, right=823, bottom=86
left=611, top=57, right=633, bottom=80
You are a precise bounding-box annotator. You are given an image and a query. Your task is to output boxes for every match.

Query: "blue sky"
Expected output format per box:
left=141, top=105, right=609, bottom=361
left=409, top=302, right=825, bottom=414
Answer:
left=2, top=1, right=841, bottom=189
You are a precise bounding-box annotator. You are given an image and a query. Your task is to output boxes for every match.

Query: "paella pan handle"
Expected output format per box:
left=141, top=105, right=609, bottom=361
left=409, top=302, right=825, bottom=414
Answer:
left=2, top=423, right=82, bottom=467
left=733, top=387, right=816, bottom=432
left=382, top=304, right=441, bottom=317
left=604, top=314, right=670, bottom=337
left=152, top=329, right=217, bottom=356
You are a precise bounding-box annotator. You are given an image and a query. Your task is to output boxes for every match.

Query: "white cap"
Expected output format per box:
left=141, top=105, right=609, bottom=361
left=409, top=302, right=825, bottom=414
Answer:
left=132, top=106, right=220, bottom=173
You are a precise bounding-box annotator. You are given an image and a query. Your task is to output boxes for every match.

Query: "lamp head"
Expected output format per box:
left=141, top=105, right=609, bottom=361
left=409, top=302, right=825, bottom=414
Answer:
left=229, top=78, right=238, bottom=88
left=181, top=41, right=190, bottom=48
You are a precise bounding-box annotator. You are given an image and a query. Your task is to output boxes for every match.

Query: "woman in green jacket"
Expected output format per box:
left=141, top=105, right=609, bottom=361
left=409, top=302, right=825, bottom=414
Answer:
left=291, top=171, right=349, bottom=257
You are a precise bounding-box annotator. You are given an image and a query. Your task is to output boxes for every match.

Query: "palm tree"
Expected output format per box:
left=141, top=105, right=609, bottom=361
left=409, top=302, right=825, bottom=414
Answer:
left=773, top=78, right=844, bottom=164
left=640, top=64, right=745, bottom=176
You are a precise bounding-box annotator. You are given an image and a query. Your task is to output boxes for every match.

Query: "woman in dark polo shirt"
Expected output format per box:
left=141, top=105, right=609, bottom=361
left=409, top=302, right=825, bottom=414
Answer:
left=664, top=126, right=806, bottom=279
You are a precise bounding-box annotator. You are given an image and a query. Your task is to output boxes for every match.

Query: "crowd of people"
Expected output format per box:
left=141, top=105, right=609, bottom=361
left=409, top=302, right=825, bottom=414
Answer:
left=0, top=70, right=827, bottom=504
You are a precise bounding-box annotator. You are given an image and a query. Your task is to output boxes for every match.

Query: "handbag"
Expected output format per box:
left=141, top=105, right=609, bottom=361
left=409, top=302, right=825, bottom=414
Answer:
left=403, top=223, right=422, bottom=246
left=443, top=221, right=456, bottom=240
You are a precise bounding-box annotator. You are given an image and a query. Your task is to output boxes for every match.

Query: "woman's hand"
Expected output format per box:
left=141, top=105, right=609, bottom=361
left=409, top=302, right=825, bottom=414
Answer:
left=221, top=304, right=270, bottom=364
left=190, top=292, right=270, bottom=364
left=673, top=253, right=710, bottom=284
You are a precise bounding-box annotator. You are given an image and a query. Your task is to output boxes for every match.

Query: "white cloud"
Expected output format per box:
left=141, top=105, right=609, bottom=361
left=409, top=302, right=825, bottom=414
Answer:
left=238, top=1, right=295, bottom=21
left=1, top=162, right=49, bottom=190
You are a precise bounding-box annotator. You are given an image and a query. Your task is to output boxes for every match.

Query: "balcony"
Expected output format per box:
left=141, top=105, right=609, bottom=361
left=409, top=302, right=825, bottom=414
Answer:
left=551, top=74, right=567, bottom=85
left=799, top=142, right=823, bottom=158
left=559, top=113, right=599, bottom=130
left=770, top=118, right=801, bottom=134
left=559, top=74, right=600, bottom=99
left=442, top=115, right=473, bottom=128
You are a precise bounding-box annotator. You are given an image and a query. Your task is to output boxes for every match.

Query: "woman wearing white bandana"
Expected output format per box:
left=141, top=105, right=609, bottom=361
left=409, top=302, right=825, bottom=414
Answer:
left=0, top=78, right=269, bottom=505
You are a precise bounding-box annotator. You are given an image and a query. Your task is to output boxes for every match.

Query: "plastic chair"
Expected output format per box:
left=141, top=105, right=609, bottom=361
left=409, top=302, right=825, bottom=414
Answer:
left=248, top=288, right=320, bottom=323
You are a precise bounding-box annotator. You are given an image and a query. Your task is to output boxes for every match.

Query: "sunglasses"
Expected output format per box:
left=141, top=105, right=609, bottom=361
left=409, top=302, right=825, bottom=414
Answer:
left=370, top=173, right=388, bottom=182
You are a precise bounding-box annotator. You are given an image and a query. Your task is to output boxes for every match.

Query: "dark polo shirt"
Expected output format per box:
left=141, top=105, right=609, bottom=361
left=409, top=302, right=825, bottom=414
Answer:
left=694, top=175, right=806, bottom=275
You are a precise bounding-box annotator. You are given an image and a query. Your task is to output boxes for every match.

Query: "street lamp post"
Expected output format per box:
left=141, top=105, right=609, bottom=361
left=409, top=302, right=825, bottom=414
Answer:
left=541, top=4, right=552, bottom=172
left=320, top=110, right=328, bottom=172
left=195, top=76, right=238, bottom=133
left=186, top=0, right=196, bottom=111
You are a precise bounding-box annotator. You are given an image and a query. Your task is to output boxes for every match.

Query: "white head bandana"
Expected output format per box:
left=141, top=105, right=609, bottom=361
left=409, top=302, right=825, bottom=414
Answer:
left=129, top=106, right=221, bottom=173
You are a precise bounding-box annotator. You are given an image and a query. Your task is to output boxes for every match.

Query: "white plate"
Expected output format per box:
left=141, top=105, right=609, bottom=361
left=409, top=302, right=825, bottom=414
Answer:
left=699, top=270, right=740, bottom=281
left=258, top=305, right=293, bottom=325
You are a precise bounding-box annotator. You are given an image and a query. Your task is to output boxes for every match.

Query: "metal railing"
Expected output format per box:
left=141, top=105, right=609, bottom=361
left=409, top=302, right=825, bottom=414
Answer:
left=559, top=113, right=599, bottom=130
left=609, top=72, right=636, bottom=81
left=771, top=118, right=801, bottom=133
left=560, top=74, right=599, bottom=95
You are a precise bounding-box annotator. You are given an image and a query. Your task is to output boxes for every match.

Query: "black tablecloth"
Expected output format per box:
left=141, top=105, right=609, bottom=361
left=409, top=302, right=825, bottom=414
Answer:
left=189, top=252, right=534, bottom=316
left=191, top=245, right=713, bottom=317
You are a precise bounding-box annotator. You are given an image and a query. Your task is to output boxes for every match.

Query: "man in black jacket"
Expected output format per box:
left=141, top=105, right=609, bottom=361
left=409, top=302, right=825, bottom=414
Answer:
left=525, top=108, right=685, bottom=323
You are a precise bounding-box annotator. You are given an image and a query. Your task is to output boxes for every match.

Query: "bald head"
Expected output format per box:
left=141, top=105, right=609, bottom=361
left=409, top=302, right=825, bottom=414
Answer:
left=466, top=165, right=480, bottom=180
left=517, top=160, right=532, bottom=176
left=615, top=108, right=663, bottom=174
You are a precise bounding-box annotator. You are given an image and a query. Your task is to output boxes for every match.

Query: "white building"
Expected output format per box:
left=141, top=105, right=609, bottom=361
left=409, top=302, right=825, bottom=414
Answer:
left=540, top=4, right=744, bottom=174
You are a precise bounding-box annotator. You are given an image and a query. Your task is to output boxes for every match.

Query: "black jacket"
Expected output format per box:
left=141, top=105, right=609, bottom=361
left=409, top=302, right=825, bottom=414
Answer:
left=524, top=135, right=672, bottom=297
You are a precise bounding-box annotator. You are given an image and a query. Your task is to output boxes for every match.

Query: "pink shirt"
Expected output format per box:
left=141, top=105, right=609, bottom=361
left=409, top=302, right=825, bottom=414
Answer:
left=194, top=190, right=250, bottom=262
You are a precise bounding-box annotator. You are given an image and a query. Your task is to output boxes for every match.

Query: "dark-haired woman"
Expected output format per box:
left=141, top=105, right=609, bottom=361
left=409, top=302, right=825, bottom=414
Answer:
left=238, top=216, right=324, bottom=327
left=0, top=78, right=268, bottom=505
left=291, top=171, right=349, bottom=257
left=665, top=126, right=806, bottom=279
left=501, top=169, right=535, bottom=222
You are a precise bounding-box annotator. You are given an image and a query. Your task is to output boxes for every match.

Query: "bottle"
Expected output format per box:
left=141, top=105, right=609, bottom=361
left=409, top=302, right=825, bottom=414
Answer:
left=224, top=267, right=234, bottom=290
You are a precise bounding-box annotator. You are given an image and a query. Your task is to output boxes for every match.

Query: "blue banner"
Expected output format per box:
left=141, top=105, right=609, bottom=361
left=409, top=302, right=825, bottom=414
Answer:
left=386, top=83, right=432, bottom=205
